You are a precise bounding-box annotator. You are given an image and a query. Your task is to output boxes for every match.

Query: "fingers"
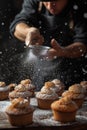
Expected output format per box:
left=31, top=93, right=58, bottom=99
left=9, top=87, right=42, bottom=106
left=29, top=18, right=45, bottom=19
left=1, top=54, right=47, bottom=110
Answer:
left=25, top=28, right=44, bottom=46
left=25, top=36, right=44, bottom=46
left=51, top=39, right=60, bottom=50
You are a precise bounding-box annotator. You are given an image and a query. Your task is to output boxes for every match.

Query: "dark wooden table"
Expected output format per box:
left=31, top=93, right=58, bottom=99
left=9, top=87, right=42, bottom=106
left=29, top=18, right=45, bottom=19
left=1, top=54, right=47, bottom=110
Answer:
left=0, top=98, right=87, bottom=130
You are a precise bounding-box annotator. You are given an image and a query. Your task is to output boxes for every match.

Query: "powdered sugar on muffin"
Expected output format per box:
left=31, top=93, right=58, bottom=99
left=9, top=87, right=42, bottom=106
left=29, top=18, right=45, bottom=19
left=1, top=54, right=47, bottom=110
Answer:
left=62, top=90, right=85, bottom=99
left=0, top=81, right=9, bottom=100
left=0, top=81, right=8, bottom=92
left=5, top=97, right=34, bottom=126
left=20, top=79, right=36, bottom=97
left=69, top=84, right=85, bottom=94
left=20, top=79, right=31, bottom=85
left=36, top=87, right=58, bottom=100
left=9, top=83, right=32, bottom=101
left=51, top=79, right=65, bottom=96
left=9, top=90, right=32, bottom=99
left=6, top=97, right=33, bottom=115
left=15, top=84, right=32, bottom=92
left=51, top=97, right=78, bottom=112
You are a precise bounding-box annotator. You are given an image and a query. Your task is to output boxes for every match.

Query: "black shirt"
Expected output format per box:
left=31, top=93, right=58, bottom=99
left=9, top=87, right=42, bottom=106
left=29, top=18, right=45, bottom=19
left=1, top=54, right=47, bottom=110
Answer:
left=10, top=0, right=87, bottom=46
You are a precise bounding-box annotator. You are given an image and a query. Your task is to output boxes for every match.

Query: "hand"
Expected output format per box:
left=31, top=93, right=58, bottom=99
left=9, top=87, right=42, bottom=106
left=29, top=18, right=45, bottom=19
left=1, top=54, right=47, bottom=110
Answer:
left=46, top=39, right=63, bottom=59
left=25, top=27, right=44, bottom=46
left=51, top=39, right=63, bottom=55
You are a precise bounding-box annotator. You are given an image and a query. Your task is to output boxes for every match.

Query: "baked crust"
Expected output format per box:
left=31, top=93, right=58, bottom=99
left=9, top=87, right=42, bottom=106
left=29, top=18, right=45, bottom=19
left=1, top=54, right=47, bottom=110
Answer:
left=51, top=97, right=78, bottom=112
left=69, top=84, right=85, bottom=94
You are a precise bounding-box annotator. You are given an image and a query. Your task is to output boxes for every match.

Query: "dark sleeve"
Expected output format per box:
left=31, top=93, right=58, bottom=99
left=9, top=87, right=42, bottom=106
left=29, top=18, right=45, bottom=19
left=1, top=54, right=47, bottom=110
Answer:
left=10, top=0, right=39, bottom=38
left=71, top=0, right=87, bottom=45
left=73, top=20, right=87, bottom=45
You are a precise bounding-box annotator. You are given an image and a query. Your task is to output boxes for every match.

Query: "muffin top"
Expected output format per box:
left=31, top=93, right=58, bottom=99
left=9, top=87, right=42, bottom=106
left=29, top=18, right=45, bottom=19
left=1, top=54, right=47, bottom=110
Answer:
left=14, top=83, right=34, bottom=92
left=23, top=83, right=36, bottom=90
left=9, top=89, right=32, bottom=98
left=43, top=81, right=64, bottom=96
left=51, top=97, right=78, bottom=112
left=20, top=79, right=36, bottom=90
left=20, top=79, right=31, bottom=85
left=11, top=97, right=29, bottom=108
left=0, top=81, right=6, bottom=87
left=15, top=84, right=29, bottom=92
left=51, top=79, right=65, bottom=95
left=62, top=90, right=85, bottom=99
left=36, top=86, right=59, bottom=100
left=68, top=84, right=85, bottom=94
left=5, top=97, right=34, bottom=115
left=0, top=81, right=9, bottom=91
left=80, top=81, right=87, bottom=90
left=44, top=81, right=55, bottom=88
left=8, top=83, right=17, bottom=91
left=52, top=79, right=65, bottom=89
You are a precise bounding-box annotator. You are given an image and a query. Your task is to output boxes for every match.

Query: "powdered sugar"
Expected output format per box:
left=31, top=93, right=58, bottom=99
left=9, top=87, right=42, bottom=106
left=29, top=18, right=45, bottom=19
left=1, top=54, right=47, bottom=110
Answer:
left=0, top=97, right=87, bottom=127
left=36, top=91, right=59, bottom=99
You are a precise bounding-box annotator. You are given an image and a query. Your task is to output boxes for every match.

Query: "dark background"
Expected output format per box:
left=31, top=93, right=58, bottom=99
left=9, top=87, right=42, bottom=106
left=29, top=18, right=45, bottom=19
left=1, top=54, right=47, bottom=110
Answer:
left=0, top=0, right=24, bottom=84
left=0, top=0, right=87, bottom=86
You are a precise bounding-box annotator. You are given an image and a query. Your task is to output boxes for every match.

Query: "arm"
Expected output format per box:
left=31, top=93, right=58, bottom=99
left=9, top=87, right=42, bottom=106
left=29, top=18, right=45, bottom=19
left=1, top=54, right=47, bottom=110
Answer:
left=62, top=42, right=87, bottom=58
left=14, top=22, right=31, bottom=42
left=14, top=22, right=44, bottom=46
left=10, top=0, right=44, bottom=45
left=51, top=39, right=87, bottom=58
left=10, top=0, right=39, bottom=40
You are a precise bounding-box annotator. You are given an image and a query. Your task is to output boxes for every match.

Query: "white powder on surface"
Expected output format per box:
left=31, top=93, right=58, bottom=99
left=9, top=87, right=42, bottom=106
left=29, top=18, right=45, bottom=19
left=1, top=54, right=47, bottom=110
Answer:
left=0, top=101, right=11, bottom=112
left=0, top=97, right=87, bottom=127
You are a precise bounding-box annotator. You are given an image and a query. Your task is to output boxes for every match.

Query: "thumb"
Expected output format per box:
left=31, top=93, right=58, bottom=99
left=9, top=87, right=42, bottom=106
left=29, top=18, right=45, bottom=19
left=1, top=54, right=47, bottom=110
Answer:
left=51, top=39, right=60, bottom=50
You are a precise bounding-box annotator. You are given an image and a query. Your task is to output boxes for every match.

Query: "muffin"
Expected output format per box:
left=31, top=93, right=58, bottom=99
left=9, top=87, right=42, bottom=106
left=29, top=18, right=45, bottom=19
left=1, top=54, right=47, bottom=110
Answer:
left=20, top=79, right=31, bottom=85
left=5, top=97, right=34, bottom=126
left=51, top=97, right=78, bottom=123
left=51, top=79, right=65, bottom=96
left=65, top=84, right=85, bottom=108
left=36, top=82, right=59, bottom=109
left=80, top=81, right=87, bottom=96
left=0, top=81, right=9, bottom=100
left=62, top=90, right=84, bottom=108
left=20, top=79, right=36, bottom=97
left=8, top=83, right=17, bottom=92
left=9, top=84, right=32, bottom=102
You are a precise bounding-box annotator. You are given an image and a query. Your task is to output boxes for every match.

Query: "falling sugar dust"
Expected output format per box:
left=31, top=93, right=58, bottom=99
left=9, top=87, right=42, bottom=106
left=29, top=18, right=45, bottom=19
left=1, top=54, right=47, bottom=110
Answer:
left=21, top=45, right=59, bottom=90
left=7, top=44, right=87, bottom=91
